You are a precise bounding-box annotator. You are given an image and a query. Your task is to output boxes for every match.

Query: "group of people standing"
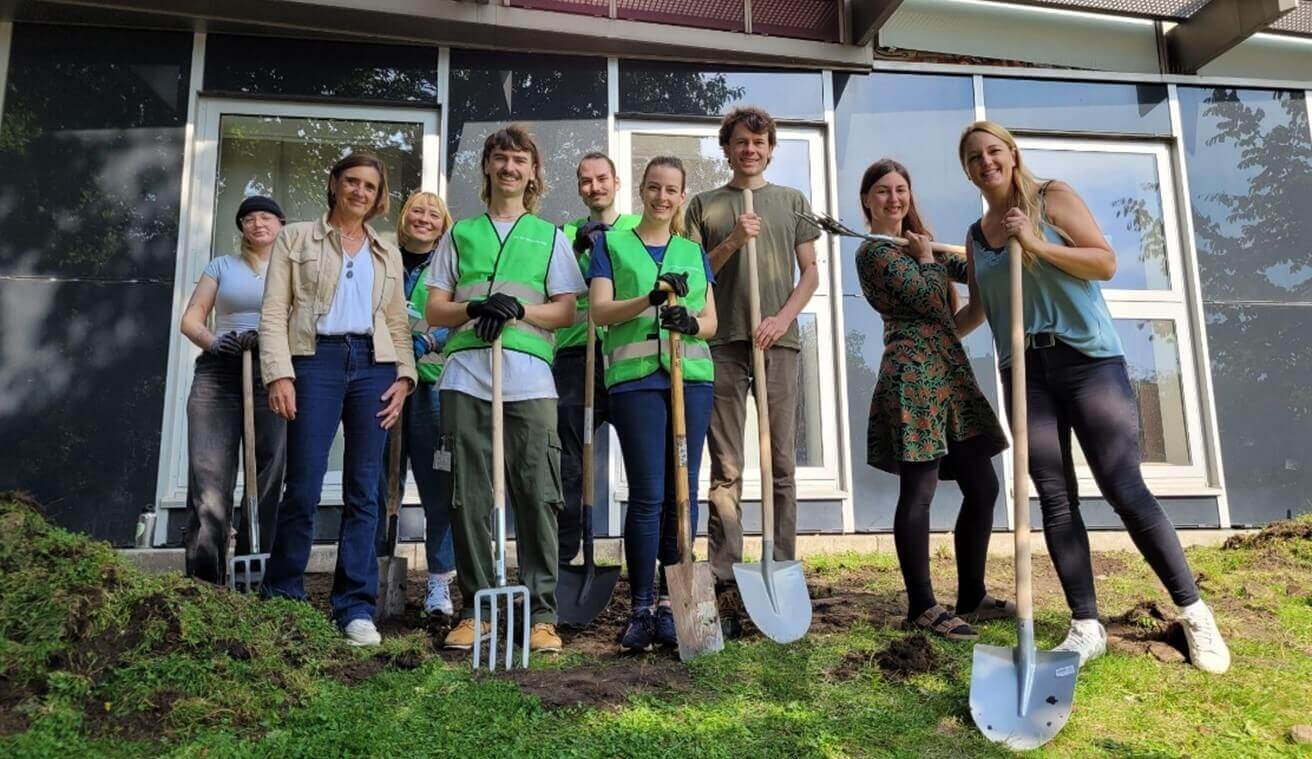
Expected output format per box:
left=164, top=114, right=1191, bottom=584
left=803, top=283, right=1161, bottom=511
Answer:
left=177, top=105, right=1230, bottom=674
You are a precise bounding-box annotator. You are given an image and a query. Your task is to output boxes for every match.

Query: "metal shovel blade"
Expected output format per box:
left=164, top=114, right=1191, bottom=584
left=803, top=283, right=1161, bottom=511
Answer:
left=664, top=560, right=723, bottom=661
left=557, top=562, right=621, bottom=627
left=733, top=557, right=812, bottom=644
left=970, top=643, right=1080, bottom=751
left=472, top=584, right=531, bottom=672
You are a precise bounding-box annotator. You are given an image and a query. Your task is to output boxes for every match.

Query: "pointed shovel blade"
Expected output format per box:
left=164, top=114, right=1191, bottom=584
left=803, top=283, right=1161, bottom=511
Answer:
left=556, top=562, right=621, bottom=626
left=970, top=644, right=1079, bottom=751
left=733, top=558, right=812, bottom=644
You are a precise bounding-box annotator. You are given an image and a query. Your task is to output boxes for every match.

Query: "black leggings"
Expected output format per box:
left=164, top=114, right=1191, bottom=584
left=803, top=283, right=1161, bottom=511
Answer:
left=894, top=446, right=999, bottom=620
left=1003, top=342, right=1200, bottom=620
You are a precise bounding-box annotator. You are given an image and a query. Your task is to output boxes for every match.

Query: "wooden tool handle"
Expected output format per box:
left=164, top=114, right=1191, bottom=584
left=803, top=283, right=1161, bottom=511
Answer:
left=1008, top=237, right=1032, bottom=621
left=386, top=414, right=403, bottom=520
left=744, top=188, right=775, bottom=545
left=241, top=349, right=258, bottom=505
left=667, top=291, right=693, bottom=565
left=582, top=317, right=596, bottom=509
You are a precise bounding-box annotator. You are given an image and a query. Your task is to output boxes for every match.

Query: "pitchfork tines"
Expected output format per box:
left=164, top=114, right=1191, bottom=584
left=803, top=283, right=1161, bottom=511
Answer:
left=473, top=583, right=531, bottom=672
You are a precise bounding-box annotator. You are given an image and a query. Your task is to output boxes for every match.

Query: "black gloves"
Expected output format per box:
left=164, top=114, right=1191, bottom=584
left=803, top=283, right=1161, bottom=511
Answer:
left=468, top=293, right=524, bottom=343
left=483, top=292, right=525, bottom=320
left=647, top=272, right=690, bottom=306
left=659, top=305, right=700, bottom=336
left=207, top=331, right=243, bottom=357
left=236, top=330, right=259, bottom=352
left=573, top=220, right=611, bottom=257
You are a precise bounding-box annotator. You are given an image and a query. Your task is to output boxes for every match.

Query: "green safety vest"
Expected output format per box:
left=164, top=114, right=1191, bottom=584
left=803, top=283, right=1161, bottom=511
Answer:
left=407, top=262, right=444, bottom=384
left=602, top=229, right=713, bottom=387
left=443, top=213, right=558, bottom=363
left=558, top=213, right=642, bottom=350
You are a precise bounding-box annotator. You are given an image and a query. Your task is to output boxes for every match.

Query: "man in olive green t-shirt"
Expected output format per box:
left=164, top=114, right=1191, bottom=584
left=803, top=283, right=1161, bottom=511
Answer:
left=685, top=106, right=820, bottom=637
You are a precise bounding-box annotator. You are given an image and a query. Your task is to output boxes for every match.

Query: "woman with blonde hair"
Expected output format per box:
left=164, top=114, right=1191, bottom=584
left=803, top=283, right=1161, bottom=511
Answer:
left=260, top=152, right=416, bottom=647
left=377, top=189, right=458, bottom=616
left=179, top=196, right=287, bottom=584
left=955, top=120, right=1229, bottom=672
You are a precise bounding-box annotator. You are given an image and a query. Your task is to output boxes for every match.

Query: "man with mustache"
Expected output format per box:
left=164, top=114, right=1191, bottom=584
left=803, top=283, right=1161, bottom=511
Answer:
left=425, top=124, right=584, bottom=654
left=554, top=152, right=641, bottom=563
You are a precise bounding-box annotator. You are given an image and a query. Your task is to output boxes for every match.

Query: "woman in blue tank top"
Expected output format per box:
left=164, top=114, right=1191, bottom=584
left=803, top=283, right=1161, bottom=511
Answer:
left=954, top=121, right=1230, bottom=674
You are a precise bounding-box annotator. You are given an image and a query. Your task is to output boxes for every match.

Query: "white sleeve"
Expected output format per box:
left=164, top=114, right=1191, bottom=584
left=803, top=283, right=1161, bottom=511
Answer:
left=545, top=230, right=586, bottom=297
left=426, top=231, right=458, bottom=293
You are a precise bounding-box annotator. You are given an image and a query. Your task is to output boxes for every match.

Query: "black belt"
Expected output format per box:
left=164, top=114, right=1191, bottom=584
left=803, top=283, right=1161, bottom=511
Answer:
left=318, top=333, right=372, bottom=342
left=1025, top=332, right=1059, bottom=350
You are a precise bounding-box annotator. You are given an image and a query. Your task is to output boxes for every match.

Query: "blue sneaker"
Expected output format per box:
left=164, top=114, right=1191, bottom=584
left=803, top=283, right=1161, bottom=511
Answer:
left=655, top=605, right=678, bottom=648
left=619, top=608, right=656, bottom=653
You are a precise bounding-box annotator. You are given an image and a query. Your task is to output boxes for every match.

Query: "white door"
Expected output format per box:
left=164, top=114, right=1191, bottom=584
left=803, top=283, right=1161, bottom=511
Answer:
left=157, top=98, right=440, bottom=523
left=611, top=121, right=844, bottom=510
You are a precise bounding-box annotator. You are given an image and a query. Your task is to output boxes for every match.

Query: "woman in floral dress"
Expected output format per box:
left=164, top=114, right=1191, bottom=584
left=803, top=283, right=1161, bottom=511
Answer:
left=856, top=158, right=1010, bottom=640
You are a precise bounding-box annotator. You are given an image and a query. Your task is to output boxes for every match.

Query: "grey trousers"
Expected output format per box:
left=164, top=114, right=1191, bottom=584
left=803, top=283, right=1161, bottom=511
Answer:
left=184, top=352, right=287, bottom=585
left=706, top=341, right=800, bottom=585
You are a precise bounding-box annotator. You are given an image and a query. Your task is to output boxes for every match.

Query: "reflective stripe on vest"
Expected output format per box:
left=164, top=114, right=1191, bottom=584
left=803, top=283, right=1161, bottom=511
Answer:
left=601, top=229, right=713, bottom=387
left=443, top=213, right=558, bottom=363
left=556, top=213, right=641, bottom=351
left=407, top=261, right=444, bottom=384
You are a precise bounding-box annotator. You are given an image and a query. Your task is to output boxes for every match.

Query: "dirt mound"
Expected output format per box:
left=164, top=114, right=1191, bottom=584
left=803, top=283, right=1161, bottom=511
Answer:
left=506, top=659, right=692, bottom=710
left=828, top=649, right=876, bottom=681
left=875, top=636, right=940, bottom=680
left=809, top=583, right=903, bottom=633
left=1224, top=518, right=1312, bottom=550
left=1105, top=601, right=1189, bottom=663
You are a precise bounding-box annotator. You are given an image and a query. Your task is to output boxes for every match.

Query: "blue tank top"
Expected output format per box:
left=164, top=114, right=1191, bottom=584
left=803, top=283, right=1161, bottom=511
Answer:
left=971, top=202, right=1123, bottom=369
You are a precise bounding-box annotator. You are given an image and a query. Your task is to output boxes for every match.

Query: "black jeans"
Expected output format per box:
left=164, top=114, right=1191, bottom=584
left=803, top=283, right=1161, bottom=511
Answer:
left=552, top=345, right=609, bottom=562
left=1003, top=341, right=1200, bottom=619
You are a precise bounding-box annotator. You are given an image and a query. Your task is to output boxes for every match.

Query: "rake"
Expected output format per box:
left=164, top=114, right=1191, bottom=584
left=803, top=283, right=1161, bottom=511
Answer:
left=472, top=334, right=531, bottom=671
left=794, top=209, right=967, bottom=256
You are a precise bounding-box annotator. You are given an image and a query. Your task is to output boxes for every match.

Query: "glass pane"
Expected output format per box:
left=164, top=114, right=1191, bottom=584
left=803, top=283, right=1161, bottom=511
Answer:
left=628, top=133, right=812, bottom=208
left=1072, top=319, right=1190, bottom=467
left=619, top=60, right=824, bottom=120
left=833, top=72, right=980, bottom=297
left=447, top=50, right=607, bottom=224
left=1179, top=87, right=1312, bottom=303
left=205, top=34, right=438, bottom=103
left=1022, top=149, right=1172, bottom=291
left=213, top=114, right=424, bottom=253
left=983, top=78, right=1170, bottom=135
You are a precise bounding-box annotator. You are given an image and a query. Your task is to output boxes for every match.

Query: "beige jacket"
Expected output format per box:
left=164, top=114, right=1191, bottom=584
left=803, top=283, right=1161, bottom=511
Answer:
left=259, top=214, right=417, bottom=388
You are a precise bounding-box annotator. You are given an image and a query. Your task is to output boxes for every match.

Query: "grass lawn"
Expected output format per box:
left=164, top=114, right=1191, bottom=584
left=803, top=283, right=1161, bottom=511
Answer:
left=2, top=494, right=1311, bottom=758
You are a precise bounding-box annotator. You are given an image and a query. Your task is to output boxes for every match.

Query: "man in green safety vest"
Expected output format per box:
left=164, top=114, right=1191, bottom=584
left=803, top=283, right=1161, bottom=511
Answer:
left=424, top=124, right=585, bottom=655
left=555, top=152, right=641, bottom=564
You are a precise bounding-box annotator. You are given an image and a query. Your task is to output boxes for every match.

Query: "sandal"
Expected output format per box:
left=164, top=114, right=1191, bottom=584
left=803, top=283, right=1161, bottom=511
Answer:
left=909, top=604, right=978, bottom=641
left=955, top=595, right=1017, bottom=623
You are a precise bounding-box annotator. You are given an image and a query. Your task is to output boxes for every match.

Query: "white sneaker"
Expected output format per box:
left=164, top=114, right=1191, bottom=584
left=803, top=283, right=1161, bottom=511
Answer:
left=1053, top=618, right=1107, bottom=667
left=1178, top=601, right=1231, bottom=674
left=424, top=571, right=455, bottom=616
left=343, top=618, right=382, bottom=647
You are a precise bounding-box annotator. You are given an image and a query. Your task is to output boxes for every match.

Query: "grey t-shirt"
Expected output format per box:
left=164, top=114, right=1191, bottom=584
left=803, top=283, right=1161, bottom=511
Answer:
left=685, top=183, right=819, bottom=351
left=202, top=254, right=267, bottom=334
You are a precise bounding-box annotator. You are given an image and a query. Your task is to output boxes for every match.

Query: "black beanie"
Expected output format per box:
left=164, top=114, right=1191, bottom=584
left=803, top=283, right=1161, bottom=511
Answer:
left=236, top=196, right=286, bottom=229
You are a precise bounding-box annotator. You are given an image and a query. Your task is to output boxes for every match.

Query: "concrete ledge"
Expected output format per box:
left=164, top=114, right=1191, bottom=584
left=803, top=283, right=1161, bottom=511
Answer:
left=120, top=529, right=1253, bottom=574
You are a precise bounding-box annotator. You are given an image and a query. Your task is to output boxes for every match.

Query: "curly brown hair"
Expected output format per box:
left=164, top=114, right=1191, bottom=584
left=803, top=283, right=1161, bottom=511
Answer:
left=717, top=106, right=777, bottom=149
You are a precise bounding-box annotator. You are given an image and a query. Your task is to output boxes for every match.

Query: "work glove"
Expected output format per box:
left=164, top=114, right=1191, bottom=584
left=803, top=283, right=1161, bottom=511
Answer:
left=647, top=272, right=690, bottom=306
left=573, top=220, right=611, bottom=257
left=207, top=331, right=243, bottom=357
left=236, top=330, right=260, bottom=352
left=482, top=292, right=526, bottom=321
left=474, top=314, right=510, bottom=343
left=659, top=304, right=700, bottom=336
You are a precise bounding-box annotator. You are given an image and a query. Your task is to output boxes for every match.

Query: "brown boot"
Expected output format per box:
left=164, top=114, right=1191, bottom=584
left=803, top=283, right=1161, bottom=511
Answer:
left=529, top=623, right=563, bottom=653
left=443, top=618, right=490, bottom=650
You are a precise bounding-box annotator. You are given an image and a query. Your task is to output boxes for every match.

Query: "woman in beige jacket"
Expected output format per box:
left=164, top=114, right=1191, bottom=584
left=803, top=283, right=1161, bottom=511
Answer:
left=258, top=152, right=416, bottom=647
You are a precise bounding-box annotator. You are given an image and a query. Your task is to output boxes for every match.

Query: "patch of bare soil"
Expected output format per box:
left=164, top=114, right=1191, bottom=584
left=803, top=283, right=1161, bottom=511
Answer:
left=1105, top=601, right=1189, bottom=663
left=83, top=688, right=185, bottom=741
left=828, top=649, right=877, bottom=681
left=1224, top=519, right=1312, bottom=550
left=504, top=658, right=692, bottom=710
left=875, top=636, right=940, bottom=680
left=0, top=678, right=30, bottom=736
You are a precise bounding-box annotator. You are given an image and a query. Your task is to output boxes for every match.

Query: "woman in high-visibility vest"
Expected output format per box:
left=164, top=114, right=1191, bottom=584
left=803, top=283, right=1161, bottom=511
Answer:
left=588, top=155, right=718, bottom=652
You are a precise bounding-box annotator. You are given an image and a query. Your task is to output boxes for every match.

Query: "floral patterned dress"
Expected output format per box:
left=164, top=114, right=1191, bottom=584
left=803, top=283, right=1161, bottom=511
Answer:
left=857, top=241, right=1008, bottom=479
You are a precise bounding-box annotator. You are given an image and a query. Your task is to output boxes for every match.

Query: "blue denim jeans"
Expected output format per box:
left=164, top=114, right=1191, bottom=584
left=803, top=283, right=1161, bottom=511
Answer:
left=375, top=382, right=455, bottom=574
left=263, top=335, right=395, bottom=626
left=609, top=383, right=714, bottom=609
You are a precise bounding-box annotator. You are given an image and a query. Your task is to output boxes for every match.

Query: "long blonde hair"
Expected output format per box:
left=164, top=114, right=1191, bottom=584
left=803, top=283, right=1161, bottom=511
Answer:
left=640, top=155, right=687, bottom=237
left=396, top=191, right=452, bottom=251
left=957, top=120, right=1069, bottom=265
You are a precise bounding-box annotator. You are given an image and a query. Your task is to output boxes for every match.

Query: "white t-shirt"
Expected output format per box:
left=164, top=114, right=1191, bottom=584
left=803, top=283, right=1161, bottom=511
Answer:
left=202, top=254, right=267, bottom=334
left=317, top=239, right=375, bottom=336
left=425, top=219, right=584, bottom=402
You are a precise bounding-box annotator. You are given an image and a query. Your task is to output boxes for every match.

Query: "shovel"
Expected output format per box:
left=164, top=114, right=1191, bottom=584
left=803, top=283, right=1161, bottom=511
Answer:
left=228, top=349, right=270, bottom=592
left=732, top=187, right=812, bottom=644
left=375, top=416, right=408, bottom=621
left=557, top=318, right=620, bottom=626
left=472, top=334, right=531, bottom=671
left=969, top=237, right=1079, bottom=750
left=662, top=291, right=724, bottom=661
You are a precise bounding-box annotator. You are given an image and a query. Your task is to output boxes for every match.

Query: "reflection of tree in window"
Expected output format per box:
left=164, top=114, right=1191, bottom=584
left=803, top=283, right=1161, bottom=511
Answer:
left=619, top=69, right=744, bottom=117
left=1112, top=182, right=1168, bottom=285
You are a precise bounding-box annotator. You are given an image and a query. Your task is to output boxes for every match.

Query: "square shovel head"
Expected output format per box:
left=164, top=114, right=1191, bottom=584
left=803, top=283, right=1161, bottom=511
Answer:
left=733, top=559, right=812, bottom=644
left=970, top=644, right=1080, bottom=751
left=664, top=561, right=723, bottom=661
left=227, top=553, right=269, bottom=593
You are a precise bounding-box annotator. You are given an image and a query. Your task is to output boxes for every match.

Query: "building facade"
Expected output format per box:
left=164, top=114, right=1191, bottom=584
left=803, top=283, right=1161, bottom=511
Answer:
left=0, top=0, right=1308, bottom=547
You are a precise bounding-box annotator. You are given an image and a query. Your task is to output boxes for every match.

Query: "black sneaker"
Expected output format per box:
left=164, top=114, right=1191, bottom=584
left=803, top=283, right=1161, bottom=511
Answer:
left=655, top=605, right=677, bottom=648
left=619, top=608, right=656, bottom=652
left=717, top=585, right=744, bottom=640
